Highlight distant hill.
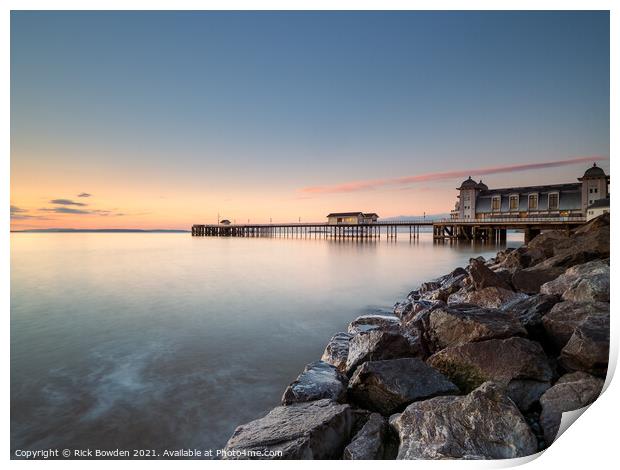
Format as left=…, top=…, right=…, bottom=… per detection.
left=11, top=228, right=190, bottom=233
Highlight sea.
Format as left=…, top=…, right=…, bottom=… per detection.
left=10, top=231, right=521, bottom=457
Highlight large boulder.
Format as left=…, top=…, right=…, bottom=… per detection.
left=468, top=258, right=512, bottom=291
left=539, top=372, right=604, bottom=446
left=511, top=266, right=564, bottom=295
left=542, top=301, right=609, bottom=350
left=345, top=328, right=424, bottom=375
left=427, top=337, right=553, bottom=409
left=390, top=382, right=538, bottom=459
left=281, top=361, right=348, bottom=405
left=348, top=358, right=459, bottom=415
left=347, top=314, right=400, bottom=335
left=501, top=294, right=560, bottom=337
left=223, top=399, right=353, bottom=459
left=498, top=245, right=545, bottom=272
left=528, top=230, right=570, bottom=258
left=342, top=413, right=388, bottom=460
left=459, top=287, right=520, bottom=309
left=321, top=332, right=352, bottom=373
left=560, top=314, right=609, bottom=377
left=427, top=304, right=526, bottom=351
left=540, top=260, right=609, bottom=302
left=419, top=268, right=468, bottom=302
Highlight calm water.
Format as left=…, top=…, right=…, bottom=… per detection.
left=11, top=232, right=520, bottom=456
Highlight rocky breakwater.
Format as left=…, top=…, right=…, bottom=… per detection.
left=223, top=214, right=610, bottom=460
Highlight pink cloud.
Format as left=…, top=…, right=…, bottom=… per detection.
left=300, top=155, right=607, bottom=194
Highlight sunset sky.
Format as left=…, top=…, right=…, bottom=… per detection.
left=10, top=11, right=609, bottom=230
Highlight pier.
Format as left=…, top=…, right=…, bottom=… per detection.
left=192, top=220, right=431, bottom=240
left=192, top=217, right=586, bottom=243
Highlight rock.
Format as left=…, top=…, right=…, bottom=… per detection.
left=393, top=301, right=413, bottom=320
left=506, top=379, right=551, bottom=412
left=560, top=314, right=609, bottom=376
left=420, top=268, right=468, bottom=302
left=427, top=337, right=553, bottom=395
left=343, top=413, right=388, bottom=460
left=528, top=230, right=570, bottom=258
left=511, top=266, right=563, bottom=294
left=460, top=286, right=520, bottom=308
left=498, top=246, right=546, bottom=272
left=321, top=332, right=352, bottom=373
left=539, top=372, right=604, bottom=446
left=419, top=280, right=441, bottom=293
left=554, top=214, right=610, bottom=260
left=390, top=382, right=538, bottom=459
left=345, top=328, right=424, bottom=375
left=223, top=399, right=353, bottom=459
left=347, top=314, right=400, bottom=335
left=446, top=287, right=472, bottom=304
left=398, top=299, right=436, bottom=323
left=281, top=361, right=348, bottom=405
left=501, top=294, right=560, bottom=336
left=468, top=258, right=512, bottom=291
left=540, top=260, right=609, bottom=302
left=348, top=358, right=459, bottom=415
left=427, top=304, right=526, bottom=350
left=563, top=272, right=610, bottom=303
left=542, top=301, right=609, bottom=349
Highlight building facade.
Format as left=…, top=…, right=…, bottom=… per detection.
left=327, top=212, right=379, bottom=225
left=451, top=164, right=609, bottom=220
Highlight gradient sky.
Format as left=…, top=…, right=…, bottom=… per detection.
left=11, top=11, right=610, bottom=229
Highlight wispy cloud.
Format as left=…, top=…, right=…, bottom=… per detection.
left=11, top=205, right=53, bottom=220
left=300, top=156, right=607, bottom=194
left=50, top=198, right=88, bottom=206
left=40, top=207, right=91, bottom=214
left=77, top=193, right=92, bottom=197
left=11, top=205, right=27, bottom=214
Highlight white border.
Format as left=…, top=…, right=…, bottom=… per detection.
left=3, top=2, right=617, bottom=469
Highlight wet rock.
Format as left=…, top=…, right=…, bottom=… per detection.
left=347, top=314, right=400, bottom=335
left=223, top=399, right=353, bottom=459
left=427, top=303, right=526, bottom=350
left=501, top=294, right=560, bottom=337
left=446, top=286, right=473, bottom=304
left=393, top=301, right=413, bottom=320
left=390, top=382, right=538, bottom=459
left=348, top=358, right=459, bottom=415
left=345, top=328, right=424, bottom=375
left=542, top=301, right=609, bottom=350
left=468, top=258, right=512, bottom=291
left=540, top=260, right=609, bottom=302
left=321, top=332, right=352, bottom=373
left=427, top=337, right=553, bottom=394
left=539, top=372, right=604, bottom=446
left=560, top=314, right=609, bottom=377
left=343, top=413, right=388, bottom=460
left=460, top=286, right=520, bottom=309
left=282, top=361, right=348, bottom=405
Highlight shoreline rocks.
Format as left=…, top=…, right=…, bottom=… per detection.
left=224, top=214, right=609, bottom=460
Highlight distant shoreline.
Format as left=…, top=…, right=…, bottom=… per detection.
left=10, top=229, right=190, bottom=233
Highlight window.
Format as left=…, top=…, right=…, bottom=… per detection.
left=594, top=188, right=598, bottom=193
left=491, top=196, right=501, bottom=211
left=590, top=188, right=593, bottom=193
left=509, top=195, right=519, bottom=211
left=528, top=194, right=538, bottom=210
left=548, top=193, right=559, bottom=210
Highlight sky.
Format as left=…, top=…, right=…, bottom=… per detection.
left=10, top=11, right=610, bottom=230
